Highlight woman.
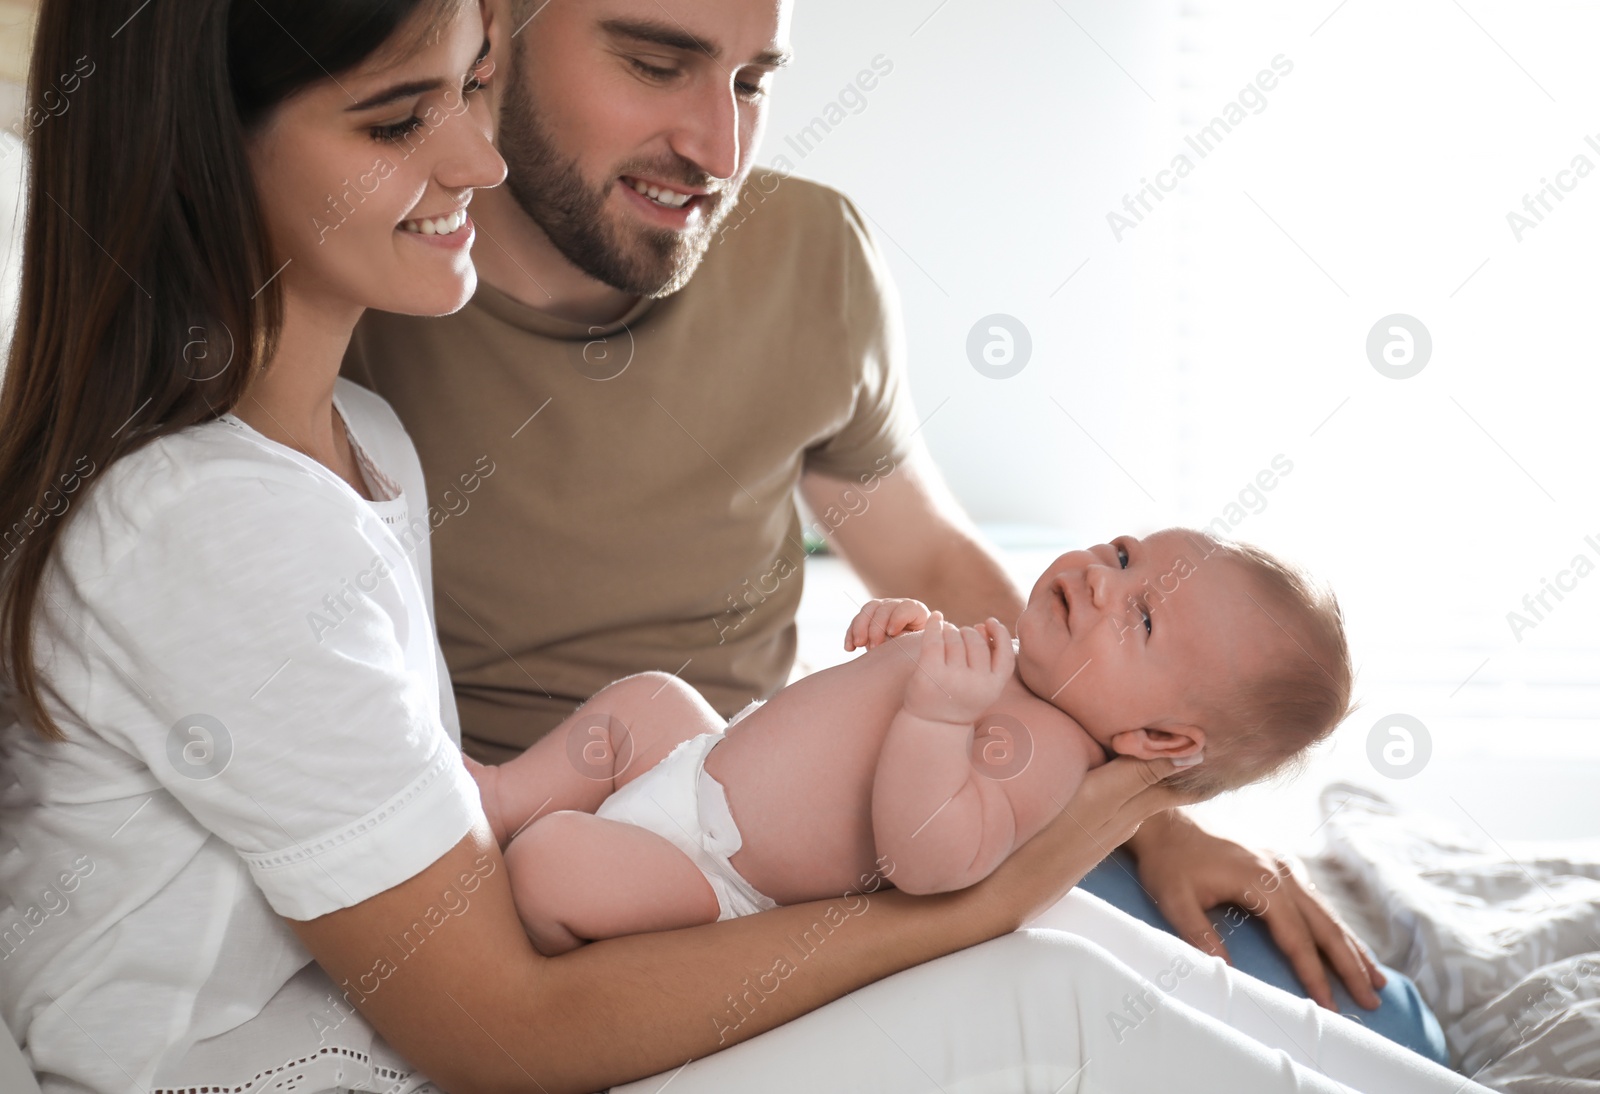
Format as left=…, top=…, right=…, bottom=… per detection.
left=0, top=1, right=1492, bottom=1091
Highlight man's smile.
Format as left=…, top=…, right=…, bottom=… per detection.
left=621, top=174, right=703, bottom=208
left=617, top=173, right=716, bottom=225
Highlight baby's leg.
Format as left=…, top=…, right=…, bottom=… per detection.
left=505, top=809, right=720, bottom=955
left=469, top=671, right=728, bottom=845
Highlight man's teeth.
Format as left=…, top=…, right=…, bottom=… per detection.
left=401, top=208, right=469, bottom=236
left=631, top=179, right=694, bottom=208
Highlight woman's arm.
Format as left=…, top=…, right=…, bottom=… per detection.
left=291, top=755, right=1194, bottom=1094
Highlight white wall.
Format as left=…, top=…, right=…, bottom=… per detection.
left=761, top=0, right=1183, bottom=539
left=765, top=0, right=1600, bottom=689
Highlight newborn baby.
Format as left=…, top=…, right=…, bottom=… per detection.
left=468, top=528, right=1353, bottom=956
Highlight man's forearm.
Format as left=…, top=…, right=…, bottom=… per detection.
left=1120, top=804, right=1197, bottom=861
left=806, top=455, right=1025, bottom=627
left=911, top=532, right=1026, bottom=627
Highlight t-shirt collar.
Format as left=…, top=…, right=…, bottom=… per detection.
left=468, top=277, right=660, bottom=340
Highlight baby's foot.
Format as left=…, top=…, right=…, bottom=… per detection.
left=461, top=753, right=511, bottom=847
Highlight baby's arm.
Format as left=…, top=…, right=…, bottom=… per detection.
left=846, top=598, right=933, bottom=652
left=871, top=613, right=1022, bottom=895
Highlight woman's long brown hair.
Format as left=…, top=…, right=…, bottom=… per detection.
left=0, top=0, right=455, bottom=740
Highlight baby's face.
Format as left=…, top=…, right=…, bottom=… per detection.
left=1013, top=529, right=1280, bottom=761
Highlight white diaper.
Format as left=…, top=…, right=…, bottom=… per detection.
left=595, top=729, right=778, bottom=921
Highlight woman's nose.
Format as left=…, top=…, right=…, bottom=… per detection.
left=436, top=98, right=508, bottom=193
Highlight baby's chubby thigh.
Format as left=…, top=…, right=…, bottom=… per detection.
left=502, top=809, right=722, bottom=956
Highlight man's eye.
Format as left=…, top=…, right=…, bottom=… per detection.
left=630, top=58, right=679, bottom=81
left=1116, top=544, right=1129, bottom=569
left=464, top=40, right=494, bottom=94
left=735, top=79, right=767, bottom=100
left=464, top=63, right=493, bottom=95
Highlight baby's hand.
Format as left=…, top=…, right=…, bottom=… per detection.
left=846, top=597, right=933, bottom=651
left=902, top=613, right=1015, bottom=725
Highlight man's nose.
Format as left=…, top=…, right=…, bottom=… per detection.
left=670, top=79, right=742, bottom=183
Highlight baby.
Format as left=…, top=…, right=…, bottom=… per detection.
left=467, top=528, right=1353, bottom=956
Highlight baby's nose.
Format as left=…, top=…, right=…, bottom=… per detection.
left=1085, top=565, right=1110, bottom=607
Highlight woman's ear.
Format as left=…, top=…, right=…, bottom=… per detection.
left=1108, top=725, right=1205, bottom=761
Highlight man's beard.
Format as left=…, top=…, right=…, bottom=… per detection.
left=497, top=64, right=745, bottom=299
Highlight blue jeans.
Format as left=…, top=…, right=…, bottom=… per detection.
left=1079, top=849, right=1449, bottom=1065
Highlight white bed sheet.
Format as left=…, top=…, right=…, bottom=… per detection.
left=1306, top=783, right=1600, bottom=1093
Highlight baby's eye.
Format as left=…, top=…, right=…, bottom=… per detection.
left=1123, top=596, right=1152, bottom=637
left=1116, top=544, right=1129, bottom=569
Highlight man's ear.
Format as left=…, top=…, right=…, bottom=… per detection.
left=1108, top=725, right=1205, bottom=761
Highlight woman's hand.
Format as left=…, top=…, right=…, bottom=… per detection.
left=978, top=755, right=1202, bottom=930
left=1124, top=810, right=1386, bottom=1011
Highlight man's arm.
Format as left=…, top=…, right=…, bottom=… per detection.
left=1121, top=808, right=1387, bottom=1010
left=802, top=442, right=1026, bottom=627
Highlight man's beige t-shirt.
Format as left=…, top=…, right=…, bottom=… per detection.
left=344, top=173, right=919, bottom=762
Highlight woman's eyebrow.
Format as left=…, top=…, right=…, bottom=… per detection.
left=345, top=37, right=491, bottom=112
left=345, top=80, right=443, bottom=112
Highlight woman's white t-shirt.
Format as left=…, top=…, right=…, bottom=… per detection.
left=0, top=379, right=483, bottom=1093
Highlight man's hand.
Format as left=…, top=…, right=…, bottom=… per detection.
left=902, top=613, right=1013, bottom=725
left=1126, top=810, right=1386, bottom=1011
left=846, top=597, right=933, bottom=651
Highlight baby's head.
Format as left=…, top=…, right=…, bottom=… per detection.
left=1013, top=528, right=1353, bottom=796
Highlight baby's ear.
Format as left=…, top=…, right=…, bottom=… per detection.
left=1109, top=725, right=1205, bottom=761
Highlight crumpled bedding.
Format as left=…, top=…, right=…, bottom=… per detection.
left=1304, top=783, right=1600, bottom=1093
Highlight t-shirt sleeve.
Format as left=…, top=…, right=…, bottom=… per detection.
left=801, top=193, right=923, bottom=481
left=55, top=472, right=483, bottom=921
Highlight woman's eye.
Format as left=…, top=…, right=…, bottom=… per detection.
left=1116, top=544, right=1129, bottom=569
left=371, top=116, right=425, bottom=142
left=1141, top=607, right=1152, bottom=636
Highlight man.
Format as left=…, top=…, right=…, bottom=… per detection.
left=346, top=1, right=1015, bottom=763
left=343, top=0, right=1445, bottom=1060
